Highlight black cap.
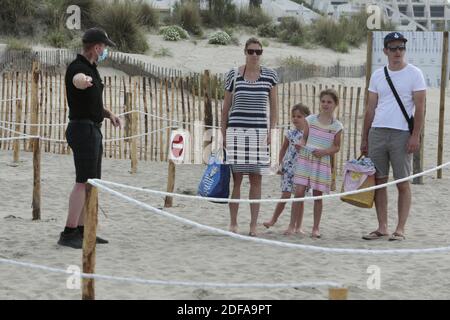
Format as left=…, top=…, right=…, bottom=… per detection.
left=82, top=27, right=116, bottom=47
left=384, top=32, right=407, bottom=47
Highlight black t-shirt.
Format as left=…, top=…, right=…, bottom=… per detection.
left=65, top=54, right=104, bottom=123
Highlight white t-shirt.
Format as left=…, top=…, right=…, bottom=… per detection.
left=368, top=64, right=426, bottom=131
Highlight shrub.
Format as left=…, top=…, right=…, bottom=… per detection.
left=163, top=28, right=181, bottom=41
left=208, top=31, right=231, bottom=45
left=160, top=25, right=189, bottom=41
left=92, top=0, right=149, bottom=53
left=310, top=17, right=345, bottom=49
left=46, top=30, right=72, bottom=48
left=277, top=17, right=306, bottom=43
left=258, top=23, right=278, bottom=38
left=135, top=1, right=159, bottom=29
left=237, top=6, right=272, bottom=28
left=172, top=0, right=202, bottom=35
left=6, top=38, right=32, bottom=51
left=201, top=0, right=237, bottom=28
left=288, top=33, right=304, bottom=46
left=281, top=56, right=306, bottom=68
left=154, top=47, right=173, bottom=57
left=334, top=41, right=349, bottom=53
left=0, top=0, right=36, bottom=36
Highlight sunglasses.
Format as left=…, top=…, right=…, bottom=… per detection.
left=387, top=45, right=406, bottom=52
left=246, top=49, right=263, bottom=56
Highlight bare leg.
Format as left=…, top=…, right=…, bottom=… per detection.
left=248, top=174, right=262, bottom=236
left=373, top=177, right=389, bottom=235
left=229, top=172, right=243, bottom=233
left=294, top=200, right=305, bottom=235
left=311, top=189, right=323, bottom=238
left=394, top=181, right=411, bottom=236
left=66, top=183, right=86, bottom=228
left=263, top=192, right=291, bottom=228
left=285, top=185, right=306, bottom=235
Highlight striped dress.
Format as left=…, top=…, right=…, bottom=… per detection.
left=224, top=66, right=278, bottom=174
left=294, top=114, right=343, bottom=193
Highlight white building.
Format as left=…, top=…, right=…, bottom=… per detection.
left=306, top=0, right=450, bottom=31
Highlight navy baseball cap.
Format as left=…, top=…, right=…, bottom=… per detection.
left=82, top=27, right=116, bottom=47
left=384, top=32, right=407, bottom=47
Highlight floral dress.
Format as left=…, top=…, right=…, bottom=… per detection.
left=280, top=129, right=304, bottom=193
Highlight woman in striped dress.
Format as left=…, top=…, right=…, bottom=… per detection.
left=221, top=37, right=278, bottom=237
left=291, top=89, right=343, bottom=238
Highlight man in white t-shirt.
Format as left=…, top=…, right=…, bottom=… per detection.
left=360, top=32, right=426, bottom=241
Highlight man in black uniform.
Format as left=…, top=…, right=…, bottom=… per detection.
left=58, top=28, right=121, bottom=249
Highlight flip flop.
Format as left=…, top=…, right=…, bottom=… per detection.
left=388, top=233, right=405, bottom=241
left=362, top=231, right=389, bottom=240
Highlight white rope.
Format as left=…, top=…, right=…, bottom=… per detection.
left=103, top=126, right=177, bottom=142
left=0, top=98, right=22, bottom=102
left=0, top=120, right=68, bottom=127
left=0, top=124, right=37, bottom=141
left=0, top=124, right=29, bottom=136
left=90, top=160, right=450, bottom=204
left=0, top=258, right=341, bottom=289
left=88, top=179, right=450, bottom=255
left=132, top=109, right=221, bottom=129
left=0, top=135, right=38, bottom=142
left=0, top=124, right=176, bottom=143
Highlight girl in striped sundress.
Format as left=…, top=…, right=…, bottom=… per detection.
left=288, top=89, right=343, bottom=238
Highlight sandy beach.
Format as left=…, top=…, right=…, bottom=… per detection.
left=1, top=80, right=450, bottom=300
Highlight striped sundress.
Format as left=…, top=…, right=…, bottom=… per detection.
left=224, top=66, right=279, bottom=174
left=294, top=114, right=343, bottom=193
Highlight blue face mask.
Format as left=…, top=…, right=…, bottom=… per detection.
left=97, top=48, right=108, bottom=63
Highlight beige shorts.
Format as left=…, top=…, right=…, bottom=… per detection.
left=368, top=127, right=412, bottom=180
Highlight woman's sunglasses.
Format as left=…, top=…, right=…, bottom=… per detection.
left=246, top=49, right=263, bottom=56
left=387, top=45, right=406, bottom=52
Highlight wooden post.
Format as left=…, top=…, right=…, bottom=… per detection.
left=164, top=160, right=176, bottom=208
left=364, top=31, right=373, bottom=112
left=32, top=138, right=41, bottom=220
left=125, top=92, right=138, bottom=174
left=203, top=70, right=212, bottom=159
left=13, top=100, right=23, bottom=163
left=329, top=288, right=348, bottom=300
left=82, top=184, right=98, bottom=300
left=437, top=31, right=448, bottom=179
left=30, top=61, right=40, bottom=151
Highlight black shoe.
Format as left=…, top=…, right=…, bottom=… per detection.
left=95, top=236, right=109, bottom=244
left=78, top=226, right=109, bottom=244
left=57, top=230, right=83, bottom=249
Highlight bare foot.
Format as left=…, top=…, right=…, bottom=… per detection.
left=229, top=225, right=238, bottom=233
left=284, top=227, right=295, bottom=235
left=249, top=227, right=258, bottom=237
left=311, top=230, right=321, bottom=239
left=294, top=228, right=306, bottom=236
left=263, top=220, right=275, bottom=229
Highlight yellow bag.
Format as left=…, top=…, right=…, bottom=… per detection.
left=340, top=173, right=375, bottom=209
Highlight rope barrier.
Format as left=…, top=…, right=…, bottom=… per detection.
left=0, top=120, right=68, bottom=127
left=90, top=160, right=450, bottom=204
left=0, top=98, right=22, bottom=102
left=0, top=257, right=342, bottom=289
left=0, top=125, right=177, bottom=143
left=87, top=179, right=450, bottom=255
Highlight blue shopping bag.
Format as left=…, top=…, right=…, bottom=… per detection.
left=197, top=150, right=230, bottom=203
